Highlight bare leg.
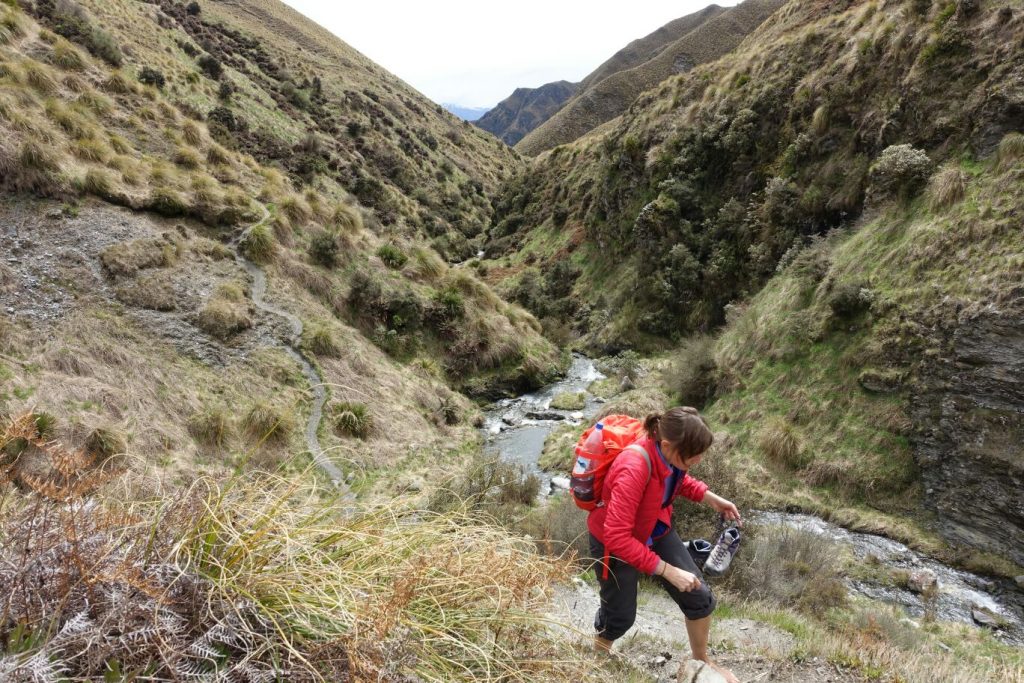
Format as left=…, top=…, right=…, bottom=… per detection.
left=594, top=635, right=613, bottom=652
left=684, top=615, right=738, bottom=683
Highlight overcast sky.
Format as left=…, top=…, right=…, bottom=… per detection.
left=280, top=1, right=739, bottom=108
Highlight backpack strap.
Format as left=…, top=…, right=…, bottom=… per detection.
left=601, top=443, right=654, bottom=581
left=623, top=444, right=653, bottom=486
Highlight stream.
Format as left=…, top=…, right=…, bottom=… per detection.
left=233, top=209, right=343, bottom=487
left=480, top=355, right=1024, bottom=644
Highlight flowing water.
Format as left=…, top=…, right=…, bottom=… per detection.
left=480, top=355, right=1024, bottom=643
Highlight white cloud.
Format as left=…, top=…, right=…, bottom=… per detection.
left=279, top=1, right=739, bottom=107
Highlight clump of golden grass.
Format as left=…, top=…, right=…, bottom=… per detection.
left=188, top=407, right=231, bottom=448
left=305, top=323, right=341, bottom=357
left=242, top=401, right=295, bottom=445
left=756, top=417, right=804, bottom=468
left=996, top=131, right=1024, bottom=170
left=927, top=166, right=967, bottom=210
left=0, top=454, right=583, bottom=682
left=196, top=296, right=252, bottom=340
left=241, top=223, right=276, bottom=263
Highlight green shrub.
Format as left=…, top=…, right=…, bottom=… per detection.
left=430, top=287, right=465, bottom=321
left=828, top=282, right=874, bottom=320
left=33, top=411, right=58, bottom=439
left=197, top=54, right=222, bottom=80
left=188, top=408, right=230, bottom=447
left=333, top=401, right=373, bottom=439
left=243, top=401, right=295, bottom=444
left=308, top=230, right=339, bottom=267
left=868, top=144, right=933, bottom=202
left=376, top=243, right=407, bottom=269
left=756, top=418, right=804, bottom=468
left=240, top=223, right=275, bottom=264
left=137, top=66, right=165, bottom=89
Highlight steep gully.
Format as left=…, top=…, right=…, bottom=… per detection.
left=483, top=356, right=1023, bottom=643
left=231, top=206, right=343, bottom=486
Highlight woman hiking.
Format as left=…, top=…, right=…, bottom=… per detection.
left=588, top=406, right=741, bottom=683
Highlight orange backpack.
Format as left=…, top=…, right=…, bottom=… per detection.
left=569, top=414, right=652, bottom=511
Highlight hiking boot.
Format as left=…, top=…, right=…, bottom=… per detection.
left=685, top=539, right=713, bottom=569
left=703, top=527, right=740, bottom=577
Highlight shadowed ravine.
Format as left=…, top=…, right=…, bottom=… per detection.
left=233, top=207, right=342, bottom=486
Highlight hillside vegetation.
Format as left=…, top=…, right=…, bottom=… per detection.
left=483, top=0, right=1024, bottom=572
left=0, top=0, right=561, bottom=487
left=515, top=0, right=784, bottom=156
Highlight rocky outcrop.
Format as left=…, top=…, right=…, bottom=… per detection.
left=474, top=81, right=577, bottom=146
left=911, top=298, right=1024, bottom=565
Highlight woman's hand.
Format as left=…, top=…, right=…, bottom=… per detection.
left=661, top=564, right=701, bottom=592
left=704, top=491, right=742, bottom=525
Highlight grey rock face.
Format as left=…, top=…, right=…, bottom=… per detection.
left=911, top=300, right=1024, bottom=565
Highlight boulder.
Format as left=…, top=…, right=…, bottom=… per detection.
left=678, top=660, right=727, bottom=683
left=971, top=605, right=1004, bottom=630
left=1015, top=575, right=1024, bottom=590
left=908, top=569, right=938, bottom=593
left=525, top=411, right=565, bottom=421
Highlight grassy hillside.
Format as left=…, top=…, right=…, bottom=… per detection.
left=0, top=0, right=561, bottom=489
left=515, top=0, right=783, bottom=156
left=576, top=4, right=727, bottom=94
left=488, top=0, right=1024, bottom=349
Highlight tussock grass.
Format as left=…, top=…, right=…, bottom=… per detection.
left=182, top=120, right=202, bottom=146
left=75, top=89, right=111, bottom=114
left=188, top=407, right=231, bottom=447
left=757, top=417, right=804, bottom=468
left=196, top=297, right=252, bottom=339
left=927, top=166, right=967, bottom=210
left=52, top=39, right=86, bottom=71
left=101, top=69, right=135, bottom=94
left=332, top=400, right=373, bottom=439
left=0, top=461, right=583, bottom=681
left=241, top=223, right=275, bottom=264
left=72, top=137, right=110, bottom=163
left=81, top=167, right=116, bottom=197
left=174, top=145, right=203, bottom=168
left=331, top=201, right=363, bottom=234
left=305, top=323, right=341, bottom=357
left=23, top=59, right=59, bottom=94
left=242, top=401, right=295, bottom=445
left=996, top=131, right=1024, bottom=170
left=281, top=194, right=313, bottom=225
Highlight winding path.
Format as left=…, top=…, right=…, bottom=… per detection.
left=232, top=207, right=343, bottom=486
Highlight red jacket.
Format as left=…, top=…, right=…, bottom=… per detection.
left=586, top=435, right=709, bottom=575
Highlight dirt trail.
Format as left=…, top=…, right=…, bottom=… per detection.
left=549, top=580, right=861, bottom=683
left=232, top=207, right=343, bottom=486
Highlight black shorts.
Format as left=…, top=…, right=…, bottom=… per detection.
left=590, top=528, right=716, bottom=641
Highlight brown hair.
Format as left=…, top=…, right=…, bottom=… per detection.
left=644, top=407, right=714, bottom=459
